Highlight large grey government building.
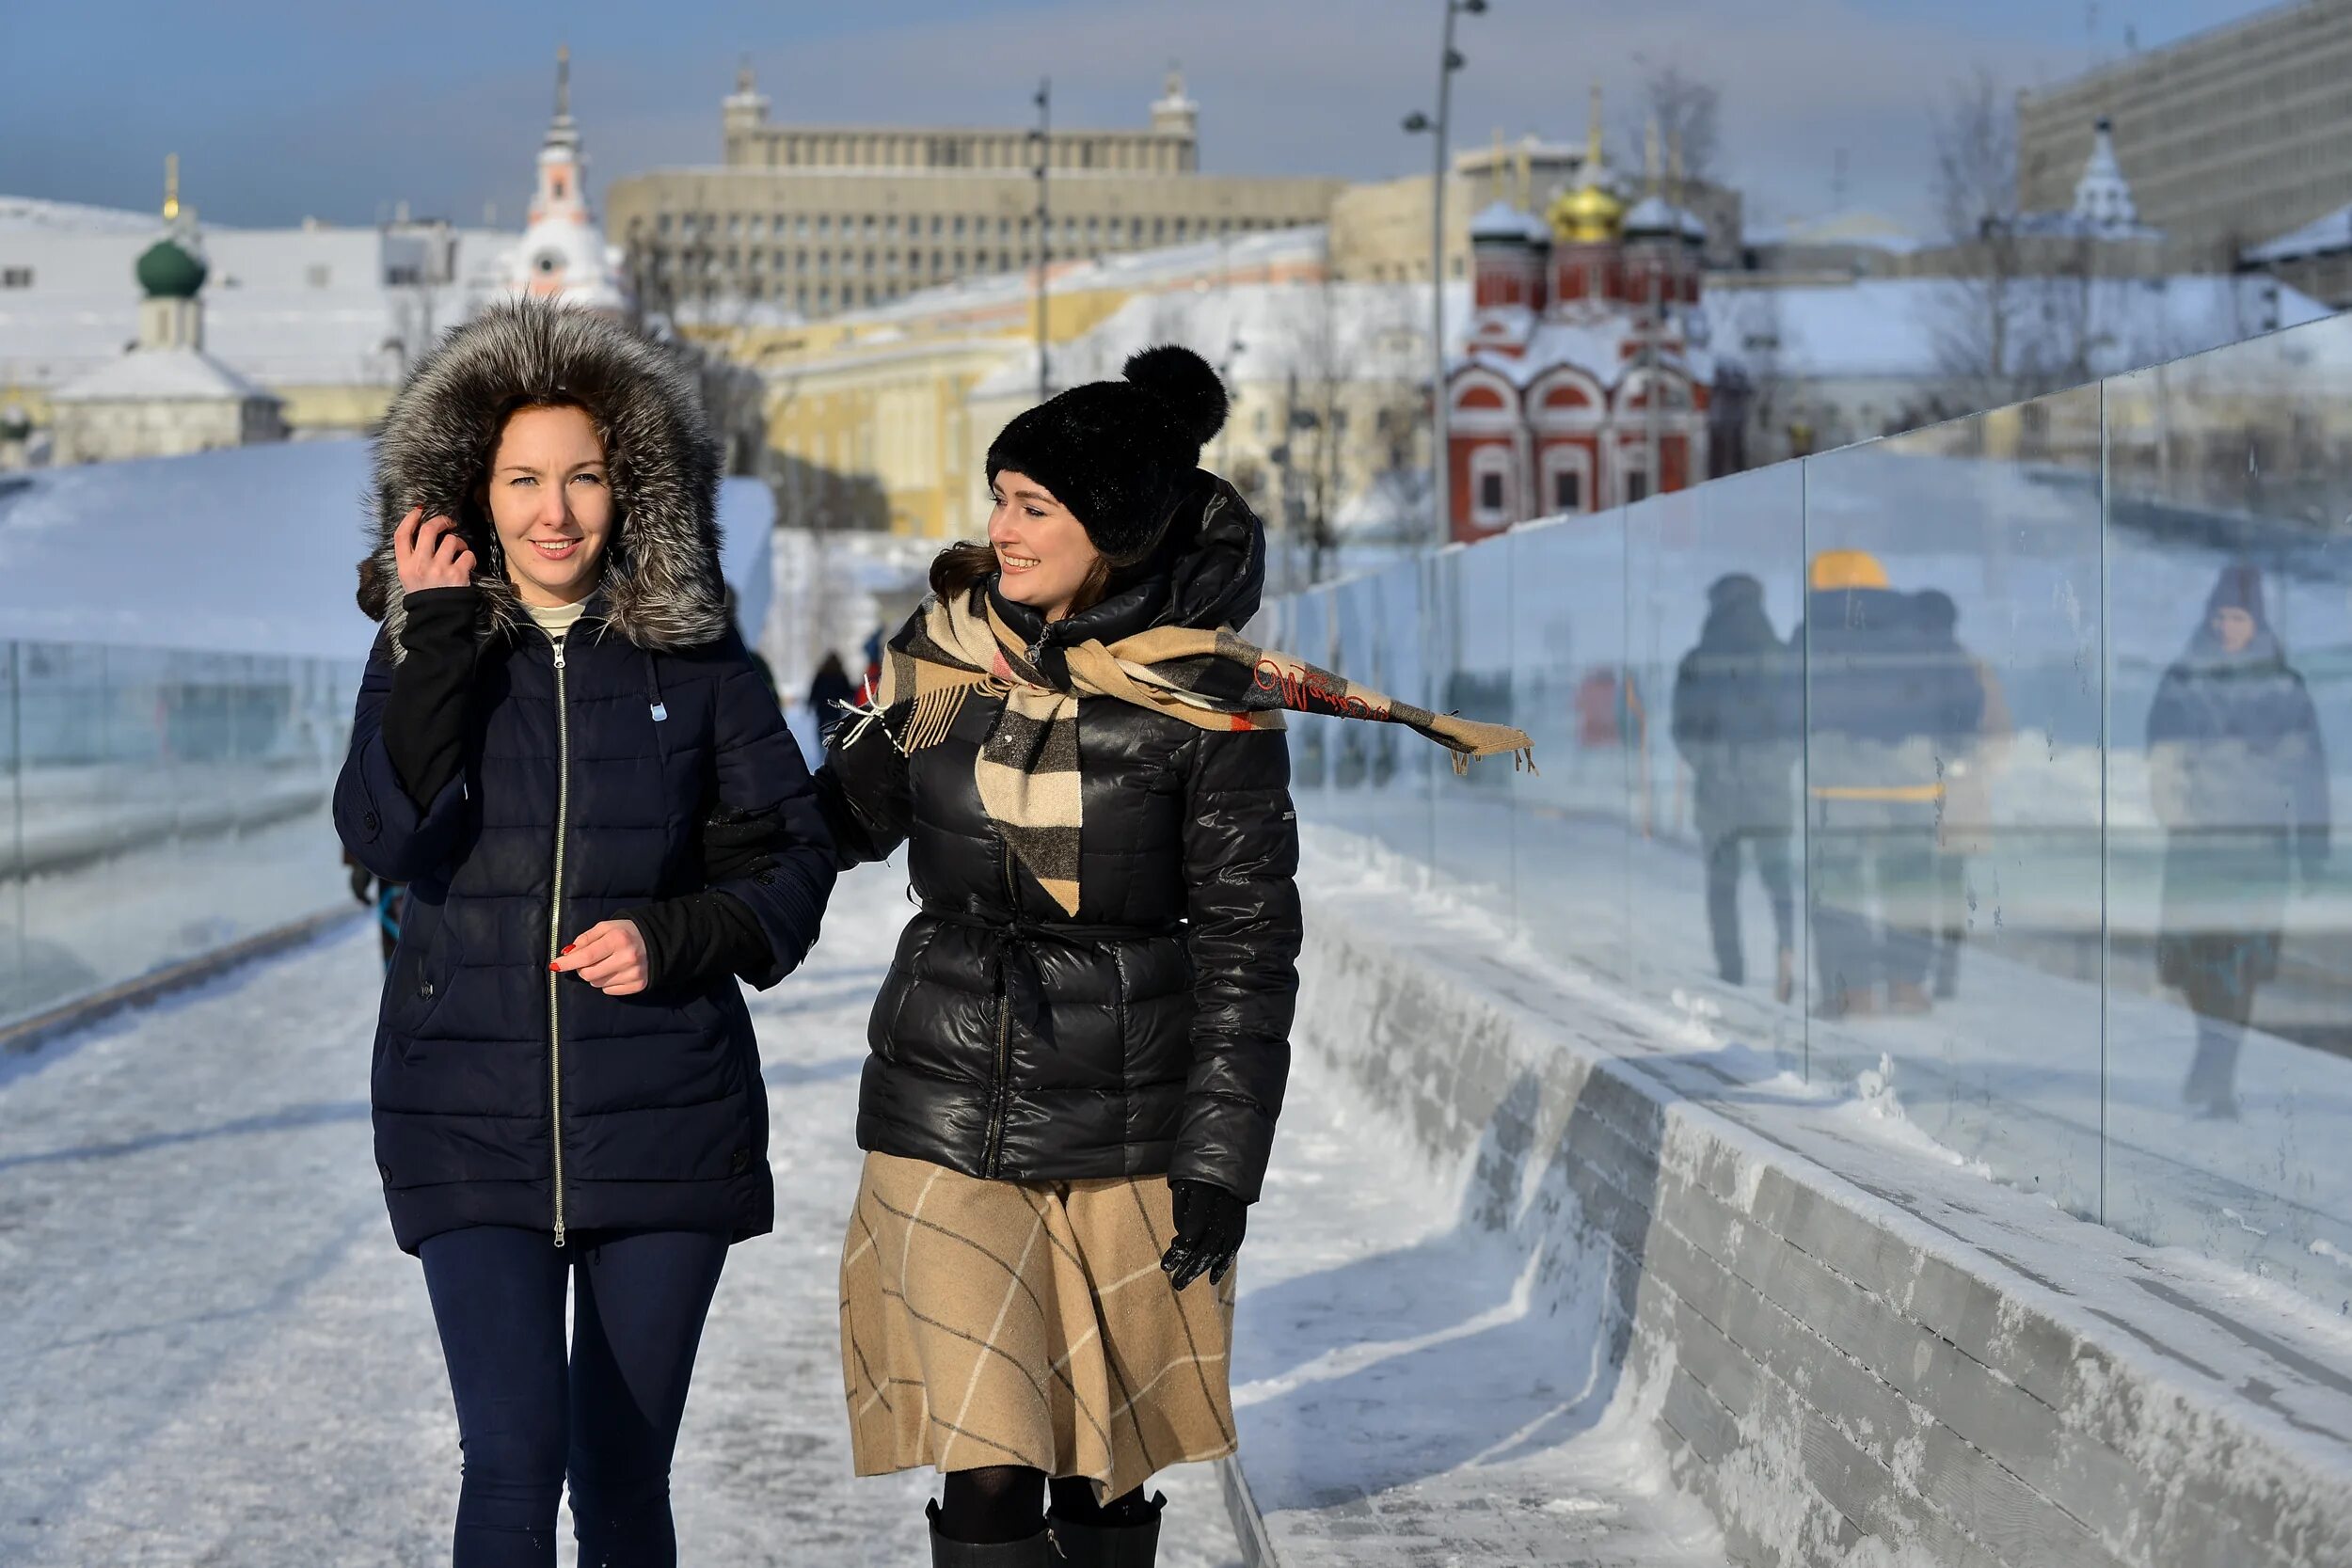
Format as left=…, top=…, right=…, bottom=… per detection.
left=2019, top=0, right=2352, bottom=267
left=606, top=67, right=1345, bottom=318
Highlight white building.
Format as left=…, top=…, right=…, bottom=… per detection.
left=46, top=182, right=288, bottom=467
left=0, top=191, right=504, bottom=439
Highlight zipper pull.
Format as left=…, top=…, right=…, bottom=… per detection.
left=553, top=1220, right=566, bottom=1249
left=552, top=639, right=567, bottom=669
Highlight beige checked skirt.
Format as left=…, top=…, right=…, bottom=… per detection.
left=839, top=1150, right=1239, bottom=1502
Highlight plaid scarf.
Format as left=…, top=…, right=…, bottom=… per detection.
left=849, top=587, right=1534, bottom=915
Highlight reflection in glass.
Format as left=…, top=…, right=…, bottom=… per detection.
left=1670, top=573, right=1801, bottom=1001
left=2146, top=565, right=2329, bottom=1120
left=0, top=641, right=361, bottom=1031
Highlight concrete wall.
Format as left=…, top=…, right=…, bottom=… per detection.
left=1258, top=873, right=2352, bottom=1567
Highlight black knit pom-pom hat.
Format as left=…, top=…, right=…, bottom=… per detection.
left=985, top=343, right=1231, bottom=565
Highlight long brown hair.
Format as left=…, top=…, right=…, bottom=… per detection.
left=928, top=540, right=1111, bottom=617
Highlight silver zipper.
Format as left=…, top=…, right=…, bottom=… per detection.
left=547, top=633, right=571, bottom=1246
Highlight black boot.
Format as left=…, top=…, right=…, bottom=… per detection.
left=928, top=1501, right=1055, bottom=1566
left=1047, top=1492, right=1166, bottom=1566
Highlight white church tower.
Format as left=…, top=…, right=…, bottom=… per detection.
left=501, top=46, right=627, bottom=312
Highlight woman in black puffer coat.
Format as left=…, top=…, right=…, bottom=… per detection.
left=817, top=347, right=1527, bottom=1568
left=335, top=299, right=834, bottom=1568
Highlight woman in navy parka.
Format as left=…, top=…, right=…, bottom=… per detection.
left=335, top=299, right=834, bottom=1567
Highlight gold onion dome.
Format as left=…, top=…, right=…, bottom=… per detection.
left=1550, top=180, right=1624, bottom=245
left=1551, top=82, right=1625, bottom=243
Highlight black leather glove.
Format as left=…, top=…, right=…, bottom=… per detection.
left=1160, top=1179, right=1248, bottom=1291
left=700, top=803, right=784, bottom=884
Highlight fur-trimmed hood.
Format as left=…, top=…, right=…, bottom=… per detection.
left=361, top=298, right=729, bottom=658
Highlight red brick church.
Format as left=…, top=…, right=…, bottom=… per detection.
left=1448, top=93, right=1712, bottom=543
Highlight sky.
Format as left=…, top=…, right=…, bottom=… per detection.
left=0, top=0, right=2275, bottom=236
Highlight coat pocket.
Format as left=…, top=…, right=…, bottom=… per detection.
left=386, top=897, right=461, bottom=1046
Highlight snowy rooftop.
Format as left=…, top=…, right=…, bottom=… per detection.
left=50, top=346, right=278, bottom=404
left=0, top=442, right=775, bottom=659
left=2244, top=201, right=2352, bottom=265
left=1741, top=210, right=1923, bottom=255
left=822, top=225, right=1329, bottom=332
left=0, top=207, right=516, bottom=389
left=0, top=195, right=162, bottom=234
left=966, top=278, right=1455, bottom=401
left=1706, top=275, right=2332, bottom=382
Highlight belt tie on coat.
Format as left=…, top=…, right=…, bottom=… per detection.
left=919, top=903, right=1182, bottom=1044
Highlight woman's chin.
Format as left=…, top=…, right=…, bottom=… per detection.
left=513, top=562, right=596, bottom=604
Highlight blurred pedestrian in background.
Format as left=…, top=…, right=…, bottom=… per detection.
left=1798, top=551, right=1984, bottom=1019
left=2147, top=562, right=2328, bottom=1119
left=806, top=650, right=855, bottom=748
left=1671, top=573, right=1801, bottom=1002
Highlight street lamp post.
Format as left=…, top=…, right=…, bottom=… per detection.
left=1404, top=0, right=1486, bottom=546
left=1029, top=80, right=1053, bottom=405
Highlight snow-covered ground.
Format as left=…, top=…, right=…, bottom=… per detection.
left=0, top=872, right=1255, bottom=1566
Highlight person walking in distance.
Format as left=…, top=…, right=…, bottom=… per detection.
left=1671, top=573, right=1801, bottom=1002
left=815, top=346, right=1531, bottom=1565
left=335, top=299, right=835, bottom=1567
left=1797, top=552, right=1983, bottom=1019
left=2147, top=563, right=2328, bottom=1119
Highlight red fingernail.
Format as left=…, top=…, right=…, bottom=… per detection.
left=548, top=961, right=560, bottom=972
left=562, top=944, right=576, bottom=955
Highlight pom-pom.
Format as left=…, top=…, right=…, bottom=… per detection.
left=1122, top=344, right=1229, bottom=444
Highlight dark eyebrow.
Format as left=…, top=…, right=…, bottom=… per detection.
left=1009, top=487, right=1053, bottom=504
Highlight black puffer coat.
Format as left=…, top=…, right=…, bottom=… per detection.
left=335, top=302, right=835, bottom=1253
left=817, top=477, right=1300, bottom=1201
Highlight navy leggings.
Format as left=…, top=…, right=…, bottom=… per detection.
left=418, top=1226, right=729, bottom=1568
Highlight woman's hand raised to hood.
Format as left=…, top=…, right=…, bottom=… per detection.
left=394, top=508, right=476, bottom=594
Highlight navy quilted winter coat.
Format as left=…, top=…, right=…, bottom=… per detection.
left=335, top=302, right=834, bottom=1253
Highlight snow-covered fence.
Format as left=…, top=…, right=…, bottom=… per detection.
left=1231, top=849, right=2352, bottom=1566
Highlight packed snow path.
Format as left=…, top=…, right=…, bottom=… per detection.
left=0, top=875, right=1246, bottom=1567
left=0, top=864, right=1734, bottom=1566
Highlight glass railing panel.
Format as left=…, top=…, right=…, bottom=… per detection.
left=1508, top=512, right=1629, bottom=978
left=0, top=640, right=362, bottom=1029
left=1800, top=386, right=2106, bottom=1218
left=1427, top=543, right=1518, bottom=924
left=2103, top=312, right=2352, bottom=1309
left=1629, top=465, right=1810, bottom=1071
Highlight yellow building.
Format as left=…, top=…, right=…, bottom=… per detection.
left=753, top=229, right=1330, bottom=538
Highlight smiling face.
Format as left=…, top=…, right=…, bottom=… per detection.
left=485, top=403, right=613, bottom=609
left=988, top=468, right=1103, bottom=623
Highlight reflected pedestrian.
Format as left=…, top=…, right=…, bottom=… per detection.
left=813, top=345, right=1530, bottom=1565
left=1915, top=590, right=2012, bottom=1000
left=1798, top=552, right=1983, bottom=1019
left=1671, top=574, right=1800, bottom=1002
left=2147, top=562, right=2328, bottom=1119
left=336, top=300, right=837, bottom=1565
